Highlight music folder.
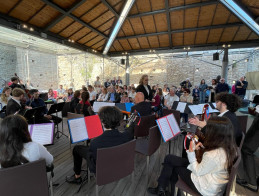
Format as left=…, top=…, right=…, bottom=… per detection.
left=156, top=114, right=181, bottom=142
left=67, top=115, right=103, bottom=144
left=28, top=123, right=54, bottom=145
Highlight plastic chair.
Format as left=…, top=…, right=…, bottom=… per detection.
left=135, top=125, right=161, bottom=173
left=90, top=140, right=136, bottom=196
left=175, top=149, right=242, bottom=196
left=162, top=109, right=181, bottom=126
left=236, top=115, right=248, bottom=134
left=0, top=159, right=50, bottom=196
left=134, top=114, right=156, bottom=137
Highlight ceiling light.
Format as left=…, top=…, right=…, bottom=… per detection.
left=222, top=44, right=226, bottom=48
left=228, top=44, right=231, bottom=47
left=188, top=46, right=190, bottom=50
left=71, top=40, right=74, bottom=43
left=22, top=24, right=27, bottom=28
left=29, top=27, right=34, bottom=31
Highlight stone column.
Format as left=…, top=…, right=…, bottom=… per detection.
left=126, top=55, right=130, bottom=85
left=222, top=48, right=229, bottom=82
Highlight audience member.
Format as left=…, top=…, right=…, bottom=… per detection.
left=107, top=86, right=120, bottom=103
left=237, top=105, right=259, bottom=192
left=88, top=85, right=96, bottom=106
left=128, top=87, right=136, bottom=102
left=76, top=91, right=93, bottom=117
left=164, top=88, right=179, bottom=109
left=130, top=92, right=152, bottom=116
left=121, top=92, right=130, bottom=103
left=136, top=74, right=153, bottom=101
left=117, top=76, right=122, bottom=85
left=67, top=88, right=74, bottom=102
left=208, top=79, right=217, bottom=102
left=25, top=80, right=34, bottom=90
left=104, top=79, right=111, bottom=88
left=70, top=90, right=80, bottom=113
left=216, top=78, right=229, bottom=93
left=235, top=76, right=248, bottom=99
left=123, top=85, right=128, bottom=93
left=48, top=88, right=57, bottom=103
left=152, top=88, right=162, bottom=112
left=192, top=86, right=199, bottom=104
left=97, top=87, right=109, bottom=102
left=0, top=115, right=53, bottom=168
left=147, top=117, right=237, bottom=196
left=162, top=84, right=169, bottom=97
left=81, top=86, right=88, bottom=93
left=180, top=89, right=193, bottom=127
left=180, top=78, right=192, bottom=89
left=176, top=86, right=184, bottom=98
left=66, top=106, right=134, bottom=184
left=189, top=92, right=242, bottom=145
left=111, top=77, right=116, bottom=86
left=232, top=81, right=236, bottom=94
left=57, top=85, right=66, bottom=101
left=199, top=79, right=208, bottom=104
left=94, top=76, right=101, bottom=87
left=6, top=88, right=31, bottom=116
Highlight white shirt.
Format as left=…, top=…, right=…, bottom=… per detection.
left=97, top=93, right=109, bottom=102
left=89, top=91, right=97, bottom=101
left=218, top=110, right=229, bottom=117
left=187, top=148, right=228, bottom=196
left=0, top=142, right=53, bottom=168
left=165, top=94, right=179, bottom=108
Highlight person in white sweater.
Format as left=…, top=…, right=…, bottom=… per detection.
left=0, top=115, right=53, bottom=168
left=148, top=116, right=238, bottom=196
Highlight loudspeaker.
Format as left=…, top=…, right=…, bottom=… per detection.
left=121, top=59, right=125, bottom=65
left=213, top=52, right=219, bottom=61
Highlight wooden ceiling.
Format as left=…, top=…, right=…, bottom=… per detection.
left=0, top=0, right=258, bottom=56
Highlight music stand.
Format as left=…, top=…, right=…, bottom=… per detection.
left=23, top=108, right=37, bottom=124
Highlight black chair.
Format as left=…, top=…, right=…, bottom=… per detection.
left=237, top=115, right=248, bottom=134
left=0, top=159, right=50, bottom=196
left=134, top=114, right=156, bottom=137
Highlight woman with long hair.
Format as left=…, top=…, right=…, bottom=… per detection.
left=136, top=74, right=153, bottom=101
left=97, top=87, right=109, bottom=102
left=76, top=91, right=93, bottom=116
left=209, top=79, right=217, bottom=102
left=0, top=87, right=12, bottom=107
left=0, top=115, right=53, bottom=168
left=148, top=116, right=238, bottom=196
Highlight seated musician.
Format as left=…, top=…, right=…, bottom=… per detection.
left=6, top=88, right=31, bottom=116
left=130, top=92, right=152, bottom=116
left=0, top=115, right=53, bottom=168
left=26, top=89, right=61, bottom=124
left=66, top=106, right=135, bottom=184
left=69, top=90, right=80, bottom=113
left=107, top=86, right=121, bottom=103
left=9, top=76, right=25, bottom=90
left=148, top=117, right=238, bottom=196
left=75, top=91, right=94, bottom=117
left=189, top=92, right=242, bottom=145
left=0, top=87, right=12, bottom=118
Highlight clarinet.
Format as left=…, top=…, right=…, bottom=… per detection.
left=126, top=111, right=138, bottom=128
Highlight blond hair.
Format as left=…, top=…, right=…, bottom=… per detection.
left=1, top=87, right=11, bottom=104
left=139, top=74, right=148, bottom=85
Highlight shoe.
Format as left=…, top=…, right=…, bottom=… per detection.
left=147, top=185, right=166, bottom=196
left=66, top=175, right=82, bottom=184
left=236, top=178, right=258, bottom=192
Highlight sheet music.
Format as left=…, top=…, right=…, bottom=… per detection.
left=176, top=102, right=187, bottom=113
left=188, top=105, right=203, bottom=115
left=157, top=117, right=174, bottom=142
left=93, top=102, right=115, bottom=112
left=68, top=118, right=88, bottom=143
left=166, top=114, right=181, bottom=136
left=31, top=123, right=54, bottom=145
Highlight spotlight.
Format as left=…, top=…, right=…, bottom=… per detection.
left=23, top=24, right=27, bottom=28
left=188, top=46, right=190, bottom=50
left=29, top=27, right=34, bottom=31
left=71, top=40, right=74, bottom=43
left=222, top=44, right=226, bottom=48
left=228, top=44, right=231, bottom=47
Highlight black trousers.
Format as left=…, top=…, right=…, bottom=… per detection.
left=158, top=155, right=199, bottom=196
left=73, top=145, right=95, bottom=175
left=239, top=115, right=259, bottom=185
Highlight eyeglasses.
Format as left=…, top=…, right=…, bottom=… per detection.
left=184, top=92, right=187, bottom=93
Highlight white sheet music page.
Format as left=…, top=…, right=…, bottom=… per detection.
left=31, top=123, right=53, bottom=145
left=68, top=118, right=88, bottom=143
left=93, top=102, right=115, bottom=113
left=166, top=114, right=181, bottom=136
left=176, top=102, right=187, bottom=113
left=157, top=117, right=174, bottom=142
left=188, top=105, right=203, bottom=115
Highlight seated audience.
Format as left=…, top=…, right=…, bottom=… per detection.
left=0, top=115, right=53, bottom=168
left=107, top=86, right=121, bottom=103
left=180, top=78, right=192, bottom=89
left=94, top=76, right=101, bottom=87
left=48, top=88, right=57, bottom=103
left=148, top=117, right=237, bottom=196
left=66, top=106, right=134, bottom=184
left=130, top=92, right=152, bottom=116
left=104, top=79, right=111, bottom=88
left=128, top=87, right=136, bottom=102
left=81, top=86, right=88, bottom=93
left=67, top=88, right=74, bottom=102
left=136, top=74, right=153, bottom=101
left=69, top=90, right=80, bottom=113
left=57, top=85, right=67, bottom=101
left=88, top=85, right=96, bottom=105
left=216, top=78, right=229, bottom=93
left=111, top=77, right=116, bottom=86
left=152, top=88, right=163, bottom=112
left=121, top=92, right=130, bottom=103
left=6, top=88, right=31, bottom=116
left=189, top=92, right=242, bottom=145
left=117, top=76, right=123, bottom=85
left=237, top=105, right=259, bottom=192
left=180, top=89, right=193, bottom=127
left=97, top=87, right=109, bottom=102
left=76, top=91, right=93, bottom=117
left=164, top=88, right=179, bottom=109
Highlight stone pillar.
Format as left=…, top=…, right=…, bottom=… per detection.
left=222, top=48, right=229, bottom=82
left=126, top=55, right=130, bottom=85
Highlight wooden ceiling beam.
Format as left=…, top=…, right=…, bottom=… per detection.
left=128, top=0, right=218, bottom=18
left=165, top=0, right=172, bottom=48
left=116, top=22, right=244, bottom=40
left=100, top=0, right=119, bottom=17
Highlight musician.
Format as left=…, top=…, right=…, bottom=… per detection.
left=26, top=89, right=61, bottom=124
left=9, top=76, right=24, bottom=90
left=130, top=92, right=152, bottom=116
left=66, top=106, right=135, bottom=184
left=189, top=92, right=242, bottom=145
left=148, top=117, right=238, bottom=196
left=6, top=88, right=31, bottom=116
